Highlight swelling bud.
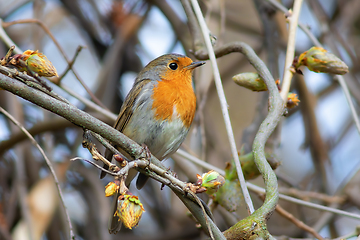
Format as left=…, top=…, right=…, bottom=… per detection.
left=198, top=170, right=225, bottom=195
left=232, top=72, right=268, bottom=92
left=295, top=46, right=348, bottom=75
left=23, top=50, right=58, bottom=77
left=105, top=182, right=119, bottom=197
left=115, top=194, right=145, bottom=229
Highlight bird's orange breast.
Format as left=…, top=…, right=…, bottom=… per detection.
left=151, top=71, right=196, bottom=128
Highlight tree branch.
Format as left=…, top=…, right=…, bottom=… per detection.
left=0, top=70, right=223, bottom=238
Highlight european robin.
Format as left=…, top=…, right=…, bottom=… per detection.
left=102, top=53, right=205, bottom=233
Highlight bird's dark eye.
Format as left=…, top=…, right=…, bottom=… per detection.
left=169, top=62, right=178, bottom=70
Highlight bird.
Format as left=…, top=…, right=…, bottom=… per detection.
left=101, top=53, right=205, bottom=233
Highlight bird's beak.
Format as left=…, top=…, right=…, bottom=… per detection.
left=186, top=61, right=206, bottom=70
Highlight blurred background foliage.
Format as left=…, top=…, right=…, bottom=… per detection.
left=0, top=0, right=360, bottom=239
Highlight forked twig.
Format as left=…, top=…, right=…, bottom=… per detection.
left=56, top=45, right=85, bottom=82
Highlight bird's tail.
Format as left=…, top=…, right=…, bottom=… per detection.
left=136, top=173, right=149, bottom=190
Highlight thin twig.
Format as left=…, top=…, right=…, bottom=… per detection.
left=176, top=149, right=224, bottom=174
left=88, top=130, right=120, bottom=155
left=0, top=19, right=21, bottom=50
left=265, top=0, right=322, bottom=47
left=248, top=182, right=360, bottom=220
left=332, top=227, right=360, bottom=240
left=0, top=106, right=75, bottom=240
left=60, top=84, right=117, bottom=121
left=0, top=45, right=14, bottom=65
left=278, top=187, right=345, bottom=204
left=274, top=201, right=325, bottom=239
left=176, top=149, right=360, bottom=220
left=0, top=21, right=116, bottom=121
left=336, top=75, right=360, bottom=135
left=279, top=0, right=304, bottom=101
left=12, top=150, right=34, bottom=240
left=56, top=45, right=85, bottom=82
left=189, top=0, right=255, bottom=214
left=1, top=18, right=108, bottom=109
left=71, top=157, right=117, bottom=176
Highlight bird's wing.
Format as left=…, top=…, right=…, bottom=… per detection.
left=100, top=79, right=153, bottom=179
left=113, top=78, right=152, bottom=132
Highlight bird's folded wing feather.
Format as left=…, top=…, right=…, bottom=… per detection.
left=113, top=79, right=152, bottom=132
left=100, top=79, right=152, bottom=179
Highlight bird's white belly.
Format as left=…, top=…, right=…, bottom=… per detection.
left=122, top=104, right=188, bottom=160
